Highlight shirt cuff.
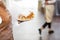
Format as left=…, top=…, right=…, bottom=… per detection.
left=0, top=17, right=2, bottom=24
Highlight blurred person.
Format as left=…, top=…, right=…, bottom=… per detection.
left=38, top=0, right=56, bottom=35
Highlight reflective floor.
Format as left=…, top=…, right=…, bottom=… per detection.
left=12, top=11, right=60, bottom=40
left=12, top=11, right=44, bottom=40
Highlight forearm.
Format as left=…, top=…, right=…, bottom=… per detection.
left=0, top=7, right=11, bottom=29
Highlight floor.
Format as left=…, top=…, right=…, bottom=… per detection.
left=12, top=10, right=60, bottom=40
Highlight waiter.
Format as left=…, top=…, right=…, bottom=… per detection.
left=38, top=0, right=56, bottom=35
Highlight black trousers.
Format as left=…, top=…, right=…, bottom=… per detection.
left=42, top=22, right=51, bottom=29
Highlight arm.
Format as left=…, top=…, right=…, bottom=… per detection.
left=0, top=7, right=11, bottom=29
left=0, top=1, right=6, bottom=9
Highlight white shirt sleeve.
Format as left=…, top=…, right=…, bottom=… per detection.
left=47, top=0, right=56, bottom=4
left=0, top=17, right=2, bottom=24
left=41, top=0, right=45, bottom=7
